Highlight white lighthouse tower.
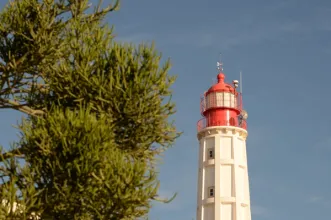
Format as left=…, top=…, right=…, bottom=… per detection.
left=196, top=61, right=251, bottom=220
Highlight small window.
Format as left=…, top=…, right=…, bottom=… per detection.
left=208, top=148, right=214, bottom=159
left=208, top=186, right=214, bottom=198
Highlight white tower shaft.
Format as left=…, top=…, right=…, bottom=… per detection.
left=197, top=127, right=251, bottom=220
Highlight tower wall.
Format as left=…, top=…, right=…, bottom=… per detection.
left=196, top=126, right=251, bottom=220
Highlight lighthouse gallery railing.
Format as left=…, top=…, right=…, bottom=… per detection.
left=197, top=117, right=247, bottom=132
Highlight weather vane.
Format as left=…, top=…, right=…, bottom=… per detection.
left=216, top=53, right=223, bottom=72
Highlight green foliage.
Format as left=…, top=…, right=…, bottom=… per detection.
left=0, top=0, right=180, bottom=219
left=19, top=107, right=159, bottom=219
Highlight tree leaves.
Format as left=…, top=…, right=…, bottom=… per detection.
left=17, top=107, right=156, bottom=219
left=0, top=0, right=180, bottom=219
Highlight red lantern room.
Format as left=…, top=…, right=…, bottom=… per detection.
left=197, top=62, right=247, bottom=132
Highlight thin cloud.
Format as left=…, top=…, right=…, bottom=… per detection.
left=113, top=0, right=331, bottom=50
left=153, top=4, right=331, bottom=50
left=170, top=20, right=316, bottom=49
left=314, top=137, right=331, bottom=150
left=251, top=204, right=270, bottom=217
left=116, top=33, right=154, bottom=44
left=307, top=196, right=323, bottom=203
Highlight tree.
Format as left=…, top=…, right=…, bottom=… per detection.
left=0, top=0, right=180, bottom=219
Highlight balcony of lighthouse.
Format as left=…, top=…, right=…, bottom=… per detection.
left=197, top=117, right=247, bottom=132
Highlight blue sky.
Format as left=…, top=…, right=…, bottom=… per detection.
left=1, top=0, right=331, bottom=219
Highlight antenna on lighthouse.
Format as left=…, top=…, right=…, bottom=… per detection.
left=240, top=71, right=243, bottom=94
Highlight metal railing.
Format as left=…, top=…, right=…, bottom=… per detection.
left=197, top=117, right=247, bottom=132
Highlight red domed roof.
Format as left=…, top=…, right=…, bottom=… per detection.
left=206, top=72, right=236, bottom=94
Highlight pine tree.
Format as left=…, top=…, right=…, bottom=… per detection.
left=0, top=0, right=180, bottom=219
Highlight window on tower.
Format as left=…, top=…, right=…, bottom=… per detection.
left=207, top=148, right=214, bottom=159
left=208, top=186, right=215, bottom=198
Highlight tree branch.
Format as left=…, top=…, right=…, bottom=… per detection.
left=0, top=148, right=24, bottom=163
left=0, top=98, right=44, bottom=116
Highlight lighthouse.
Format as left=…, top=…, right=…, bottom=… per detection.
left=196, top=61, right=251, bottom=220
